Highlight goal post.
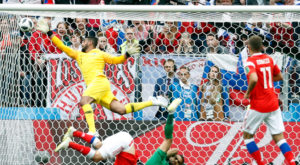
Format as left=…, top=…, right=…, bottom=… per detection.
left=0, top=5, right=299, bottom=165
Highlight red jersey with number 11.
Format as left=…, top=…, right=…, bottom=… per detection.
left=245, top=53, right=281, bottom=113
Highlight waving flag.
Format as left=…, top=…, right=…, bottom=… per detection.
left=218, top=28, right=236, bottom=54
left=201, top=48, right=288, bottom=118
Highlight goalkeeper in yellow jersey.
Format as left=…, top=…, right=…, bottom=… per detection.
left=37, top=19, right=168, bottom=135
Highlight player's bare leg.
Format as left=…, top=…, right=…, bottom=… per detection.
left=109, top=96, right=168, bottom=115
left=272, top=133, right=296, bottom=165
left=79, top=96, right=97, bottom=134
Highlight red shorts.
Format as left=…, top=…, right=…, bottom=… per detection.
left=114, top=151, right=138, bottom=165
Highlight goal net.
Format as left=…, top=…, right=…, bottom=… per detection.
left=0, top=4, right=299, bottom=165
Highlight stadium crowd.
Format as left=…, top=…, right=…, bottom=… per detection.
left=0, top=0, right=299, bottom=122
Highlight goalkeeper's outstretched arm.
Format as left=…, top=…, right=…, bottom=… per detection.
left=37, top=19, right=78, bottom=60
left=103, top=42, right=141, bottom=64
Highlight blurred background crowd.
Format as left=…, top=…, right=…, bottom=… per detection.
left=0, top=0, right=299, bottom=122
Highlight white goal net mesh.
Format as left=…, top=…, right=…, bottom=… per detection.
left=0, top=5, right=299, bottom=165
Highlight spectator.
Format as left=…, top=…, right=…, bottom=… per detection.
left=270, top=0, right=293, bottom=5
left=169, top=66, right=199, bottom=121
left=155, top=21, right=181, bottom=54
left=181, top=0, right=216, bottom=52
left=215, top=0, right=233, bottom=5
left=201, top=33, right=230, bottom=54
left=269, top=22, right=294, bottom=54
left=103, top=20, right=128, bottom=52
left=132, top=20, right=150, bottom=42
left=75, top=18, right=88, bottom=37
left=176, top=32, right=199, bottom=54
left=28, top=17, right=61, bottom=107
left=2, top=0, right=41, bottom=3
left=56, top=22, right=71, bottom=46
left=120, top=27, right=139, bottom=55
left=153, top=59, right=179, bottom=120
left=0, top=18, right=14, bottom=106
left=199, top=66, right=224, bottom=121
left=70, top=32, right=83, bottom=51
left=97, top=32, right=116, bottom=54
left=130, top=21, right=156, bottom=54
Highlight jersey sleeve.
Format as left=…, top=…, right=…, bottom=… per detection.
left=103, top=51, right=126, bottom=64
left=51, top=36, right=79, bottom=60
left=273, top=63, right=281, bottom=76
left=245, top=59, right=256, bottom=76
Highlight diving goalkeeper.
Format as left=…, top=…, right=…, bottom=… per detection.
left=37, top=19, right=168, bottom=135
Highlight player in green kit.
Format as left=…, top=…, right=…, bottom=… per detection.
left=146, top=98, right=185, bottom=165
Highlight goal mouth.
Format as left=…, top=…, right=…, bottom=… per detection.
left=0, top=4, right=299, bottom=165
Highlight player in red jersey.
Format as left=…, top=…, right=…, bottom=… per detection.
left=55, top=128, right=138, bottom=165
left=243, top=35, right=296, bottom=165
left=54, top=99, right=183, bottom=165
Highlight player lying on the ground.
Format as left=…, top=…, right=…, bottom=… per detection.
left=55, top=98, right=183, bottom=165
left=36, top=19, right=168, bottom=135
left=243, top=35, right=296, bottom=165
left=146, top=98, right=184, bottom=165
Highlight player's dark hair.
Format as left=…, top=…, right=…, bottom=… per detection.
left=248, top=35, right=263, bottom=53
left=86, top=37, right=98, bottom=48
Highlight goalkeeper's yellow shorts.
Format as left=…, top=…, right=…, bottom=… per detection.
left=82, top=76, right=117, bottom=109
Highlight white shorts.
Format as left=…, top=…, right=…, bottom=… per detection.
left=243, top=108, right=285, bottom=135
left=98, top=131, right=134, bottom=160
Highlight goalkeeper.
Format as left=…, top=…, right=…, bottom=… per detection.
left=146, top=98, right=184, bottom=165
left=37, top=19, right=168, bottom=135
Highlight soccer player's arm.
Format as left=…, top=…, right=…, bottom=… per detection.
left=272, top=60, right=283, bottom=82
left=245, top=61, right=258, bottom=96
left=49, top=35, right=79, bottom=60
left=103, top=51, right=127, bottom=64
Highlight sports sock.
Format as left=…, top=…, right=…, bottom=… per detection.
left=73, top=131, right=94, bottom=144
left=125, top=101, right=153, bottom=114
left=164, top=114, right=174, bottom=139
left=277, top=139, right=296, bottom=165
left=82, top=104, right=96, bottom=133
left=69, top=142, right=96, bottom=159
left=244, top=138, right=264, bottom=165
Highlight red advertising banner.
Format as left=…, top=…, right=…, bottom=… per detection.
left=135, top=121, right=300, bottom=165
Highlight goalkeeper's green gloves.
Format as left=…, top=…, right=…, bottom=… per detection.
left=36, top=18, right=53, bottom=36
left=126, top=42, right=140, bottom=55
left=121, top=41, right=141, bottom=58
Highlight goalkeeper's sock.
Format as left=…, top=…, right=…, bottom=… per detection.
left=245, top=138, right=264, bottom=165
left=277, top=139, right=296, bottom=165
left=69, top=142, right=96, bottom=159
left=73, top=130, right=100, bottom=146
left=164, top=114, right=174, bottom=139
left=125, top=101, right=152, bottom=114
left=82, top=104, right=96, bottom=133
